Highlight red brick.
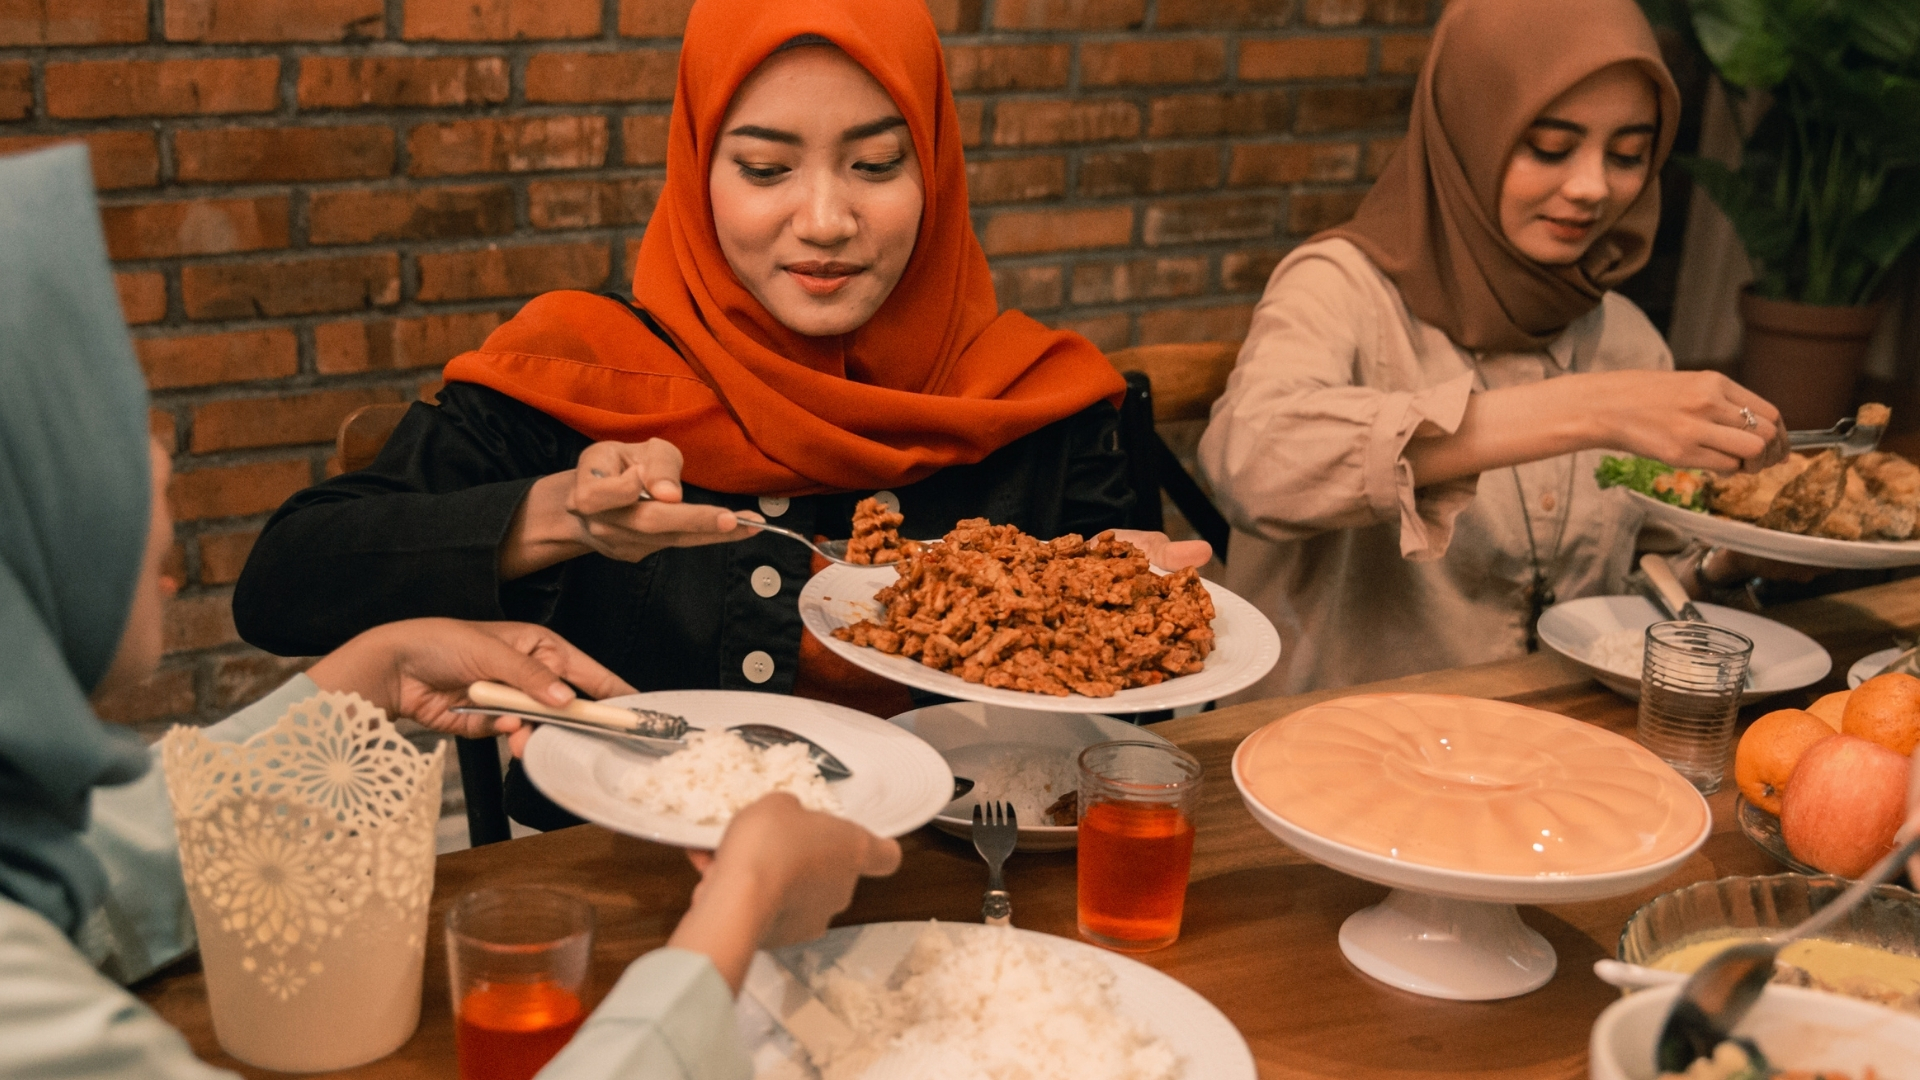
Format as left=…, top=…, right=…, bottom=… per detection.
left=1229, top=141, right=1360, bottom=186
left=164, top=0, right=383, bottom=42
left=408, top=116, right=608, bottom=176
left=1155, top=0, right=1294, bottom=27
left=956, top=99, right=984, bottom=147
left=623, top=114, right=669, bottom=165
left=529, top=177, right=664, bottom=229
left=944, top=45, right=1069, bottom=92
left=1366, top=134, right=1404, bottom=177
left=992, top=0, right=1143, bottom=30
left=526, top=49, right=677, bottom=104
left=0, top=62, right=28, bottom=120
left=990, top=265, right=1063, bottom=311
left=965, top=155, right=1065, bottom=203
left=1373, top=0, right=1427, bottom=25
left=0, top=132, right=159, bottom=190
left=298, top=56, right=509, bottom=109
left=169, top=458, right=313, bottom=519
left=315, top=311, right=505, bottom=374
left=980, top=206, right=1132, bottom=256
left=1301, top=0, right=1365, bottom=25
left=191, top=386, right=409, bottom=453
left=117, top=271, right=167, bottom=324
left=90, top=665, right=196, bottom=725
left=197, top=530, right=260, bottom=586
left=1148, top=90, right=1291, bottom=139
left=1138, top=303, right=1254, bottom=345
left=136, top=328, right=298, bottom=390
left=0, top=0, right=145, bottom=44
left=164, top=592, right=238, bottom=653
left=213, top=651, right=313, bottom=707
left=1222, top=247, right=1289, bottom=291
left=1288, top=187, right=1367, bottom=233
left=925, top=0, right=971, bottom=34
left=99, top=196, right=290, bottom=260
left=174, top=125, right=395, bottom=183
left=1380, top=34, right=1432, bottom=75
left=1081, top=39, right=1225, bottom=86
left=46, top=58, right=279, bottom=120
left=416, top=241, right=610, bottom=302
left=150, top=408, right=179, bottom=452
left=404, top=0, right=599, bottom=40
left=309, top=184, right=515, bottom=245
left=1294, top=85, right=1412, bottom=133
left=617, top=0, right=694, bottom=36
left=1239, top=37, right=1371, bottom=80
left=1070, top=257, right=1207, bottom=305
left=182, top=253, right=400, bottom=320
left=991, top=100, right=1139, bottom=146
left=1057, top=313, right=1130, bottom=352
left=1078, top=146, right=1219, bottom=197
left=1143, top=195, right=1283, bottom=246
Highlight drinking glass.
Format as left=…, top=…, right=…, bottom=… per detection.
left=1076, top=741, right=1202, bottom=952
left=446, top=887, right=595, bottom=1080
left=1637, top=620, right=1754, bottom=794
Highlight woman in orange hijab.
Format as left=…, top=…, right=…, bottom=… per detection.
left=1198, top=0, right=1790, bottom=699
left=236, top=0, right=1201, bottom=830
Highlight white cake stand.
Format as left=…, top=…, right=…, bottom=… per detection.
left=1233, top=753, right=1711, bottom=1002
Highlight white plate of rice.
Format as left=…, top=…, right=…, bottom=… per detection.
left=888, top=703, right=1175, bottom=852
left=1536, top=595, right=1829, bottom=704
left=523, top=691, right=953, bottom=849
left=741, top=921, right=1255, bottom=1080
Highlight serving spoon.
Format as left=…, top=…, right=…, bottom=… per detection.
left=1654, top=829, right=1920, bottom=1073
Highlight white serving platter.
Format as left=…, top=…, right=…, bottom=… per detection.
left=1628, top=489, right=1920, bottom=569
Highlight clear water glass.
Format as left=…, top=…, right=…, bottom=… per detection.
left=1637, top=620, right=1754, bottom=794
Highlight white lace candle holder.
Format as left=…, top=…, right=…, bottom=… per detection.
left=161, top=692, right=446, bottom=1073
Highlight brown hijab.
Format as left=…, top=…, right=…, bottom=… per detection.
left=1324, top=0, right=1680, bottom=353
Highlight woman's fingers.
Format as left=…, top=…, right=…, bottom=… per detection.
left=572, top=439, right=688, bottom=515
left=494, top=622, right=636, bottom=702
left=861, top=834, right=904, bottom=877
left=1109, top=529, right=1214, bottom=571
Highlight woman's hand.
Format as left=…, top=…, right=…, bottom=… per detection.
left=668, top=794, right=902, bottom=992
left=500, top=438, right=761, bottom=580
left=1586, top=371, right=1787, bottom=474
left=305, top=618, right=635, bottom=745
left=1110, top=529, right=1213, bottom=571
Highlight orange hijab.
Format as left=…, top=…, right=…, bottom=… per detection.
left=1322, top=0, right=1680, bottom=354
left=443, top=0, right=1123, bottom=496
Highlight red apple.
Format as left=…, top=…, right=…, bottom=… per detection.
left=1779, top=734, right=1910, bottom=878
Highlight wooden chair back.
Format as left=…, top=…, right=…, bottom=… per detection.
left=335, top=403, right=412, bottom=474
left=1107, top=342, right=1240, bottom=424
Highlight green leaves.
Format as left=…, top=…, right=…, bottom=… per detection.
left=1693, top=0, right=1793, bottom=87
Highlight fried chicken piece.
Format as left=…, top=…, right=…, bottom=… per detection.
left=1853, top=450, right=1920, bottom=511
left=844, top=496, right=910, bottom=564
left=1857, top=402, right=1891, bottom=428
left=1758, top=451, right=1849, bottom=534
left=1708, top=453, right=1811, bottom=521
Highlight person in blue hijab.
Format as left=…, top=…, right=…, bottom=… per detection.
left=0, top=143, right=899, bottom=1080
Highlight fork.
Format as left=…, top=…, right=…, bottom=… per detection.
left=972, top=800, right=1018, bottom=927
left=587, top=467, right=860, bottom=567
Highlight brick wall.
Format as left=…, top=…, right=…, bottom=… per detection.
left=3, top=0, right=1431, bottom=729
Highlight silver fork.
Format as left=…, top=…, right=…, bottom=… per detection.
left=586, top=468, right=859, bottom=567
left=972, top=800, right=1017, bottom=927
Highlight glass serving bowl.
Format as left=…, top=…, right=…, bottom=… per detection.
left=1617, top=872, right=1920, bottom=968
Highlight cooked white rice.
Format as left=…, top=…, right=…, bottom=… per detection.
left=1586, top=626, right=1647, bottom=677
left=808, top=924, right=1182, bottom=1080
left=970, top=749, right=1076, bottom=825
left=615, top=729, right=839, bottom=826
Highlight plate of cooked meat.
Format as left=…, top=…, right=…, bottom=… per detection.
left=799, top=503, right=1281, bottom=712
left=1597, top=414, right=1920, bottom=569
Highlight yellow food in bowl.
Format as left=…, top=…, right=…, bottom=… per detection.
left=1650, top=935, right=1920, bottom=1013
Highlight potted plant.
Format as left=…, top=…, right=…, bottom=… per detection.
left=1677, top=0, right=1920, bottom=427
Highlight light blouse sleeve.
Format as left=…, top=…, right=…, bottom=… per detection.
left=1197, top=245, right=1480, bottom=561
left=538, top=948, right=752, bottom=1080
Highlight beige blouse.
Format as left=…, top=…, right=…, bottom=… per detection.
left=1198, top=238, right=1674, bottom=700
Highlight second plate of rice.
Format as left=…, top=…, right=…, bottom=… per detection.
left=523, top=691, right=954, bottom=849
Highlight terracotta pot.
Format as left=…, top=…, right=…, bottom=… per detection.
left=1736, top=289, right=1884, bottom=429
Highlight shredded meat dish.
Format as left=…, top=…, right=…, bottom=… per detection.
left=832, top=514, right=1216, bottom=698
left=844, top=497, right=911, bottom=564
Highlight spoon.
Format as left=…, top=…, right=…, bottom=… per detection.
left=587, top=467, right=860, bottom=567
left=1655, top=829, right=1920, bottom=1073
left=454, top=682, right=854, bottom=780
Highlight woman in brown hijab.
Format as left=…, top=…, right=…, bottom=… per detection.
left=1199, top=0, right=1789, bottom=698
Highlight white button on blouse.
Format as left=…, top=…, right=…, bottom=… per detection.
left=757, top=495, right=790, bottom=518
left=742, top=650, right=774, bottom=684
left=750, top=565, right=781, bottom=598
left=872, top=490, right=900, bottom=514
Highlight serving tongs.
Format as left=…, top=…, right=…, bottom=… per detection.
left=451, top=681, right=853, bottom=779
left=1787, top=404, right=1887, bottom=457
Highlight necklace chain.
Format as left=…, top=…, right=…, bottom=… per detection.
left=1472, top=357, right=1578, bottom=650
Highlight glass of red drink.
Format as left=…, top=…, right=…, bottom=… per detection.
left=446, top=887, right=595, bottom=1080
left=1076, top=741, right=1202, bottom=952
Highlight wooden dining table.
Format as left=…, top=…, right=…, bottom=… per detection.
left=136, top=576, right=1920, bottom=1079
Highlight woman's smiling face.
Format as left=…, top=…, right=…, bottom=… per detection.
left=1498, top=62, right=1659, bottom=266
left=709, top=44, right=926, bottom=338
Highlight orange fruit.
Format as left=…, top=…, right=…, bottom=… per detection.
left=1842, top=672, right=1920, bottom=756
left=1805, top=690, right=1848, bottom=732
left=1734, top=709, right=1839, bottom=816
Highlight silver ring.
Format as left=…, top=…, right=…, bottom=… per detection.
left=1740, top=406, right=1758, bottom=431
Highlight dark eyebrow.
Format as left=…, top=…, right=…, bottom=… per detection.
left=1529, top=118, right=1586, bottom=136
left=1609, top=122, right=1658, bottom=138
left=725, top=124, right=801, bottom=145
left=843, top=115, right=907, bottom=141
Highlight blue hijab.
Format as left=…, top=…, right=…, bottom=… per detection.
left=0, top=145, right=155, bottom=938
